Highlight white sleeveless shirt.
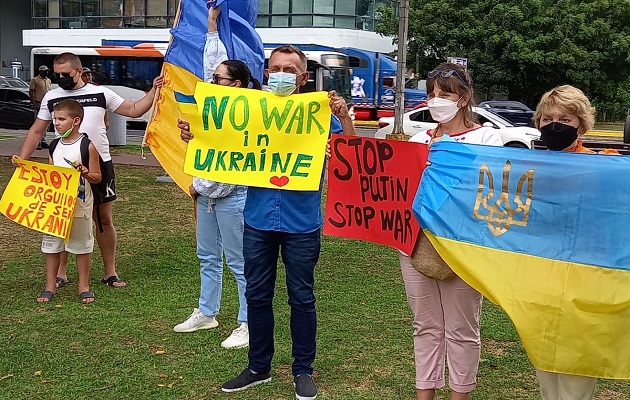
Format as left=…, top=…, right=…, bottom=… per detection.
left=51, top=136, right=94, bottom=218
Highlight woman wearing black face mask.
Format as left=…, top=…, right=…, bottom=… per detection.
left=534, top=85, right=618, bottom=154
left=532, top=85, right=618, bottom=400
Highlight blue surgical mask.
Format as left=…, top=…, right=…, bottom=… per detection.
left=267, top=72, right=297, bottom=96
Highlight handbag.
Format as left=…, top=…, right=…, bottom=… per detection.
left=409, top=230, right=455, bottom=281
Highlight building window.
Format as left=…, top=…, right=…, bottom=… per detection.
left=272, top=0, right=289, bottom=14
left=257, top=15, right=270, bottom=27
left=313, top=15, right=333, bottom=27
left=313, top=0, right=334, bottom=14
left=336, top=1, right=356, bottom=15
left=291, top=15, right=312, bottom=27
left=271, top=15, right=289, bottom=27
left=259, top=0, right=270, bottom=13
left=32, top=0, right=180, bottom=29
left=292, top=0, right=313, bottom=13
left=334, top=17, right=355, bottom=29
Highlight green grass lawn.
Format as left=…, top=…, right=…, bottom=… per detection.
left=593, top=121, right=625, bottom=131
left=0, top=158, right=628, bottom=400
left=109, top=144, right=151, bottom=156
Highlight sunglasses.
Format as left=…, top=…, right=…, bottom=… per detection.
left=212, top=74, right=235, bottom=84
left=53, top=70, right=79, bottom=79
left=427, top=69, right=468, bottom=88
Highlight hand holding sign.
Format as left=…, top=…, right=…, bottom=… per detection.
left=181, top=83, right=332, bottom=191
left=0, top=159, right=80, bottom=240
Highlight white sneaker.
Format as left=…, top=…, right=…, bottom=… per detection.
left=173, top=308, right=218, bottom=332
left=221, top=323, right=249, bottom=349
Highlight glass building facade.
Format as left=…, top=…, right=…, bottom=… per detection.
left=31, top=0, right=386, bottom=31
left=256, top=0, right=386, bottom=31
left=32, top=0, right=180, bottom=29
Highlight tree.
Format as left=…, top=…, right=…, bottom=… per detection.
left=376, top=0, right=630, bottom=118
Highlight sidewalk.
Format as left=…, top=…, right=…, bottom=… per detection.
left=0, top=129, right=161, bottom=167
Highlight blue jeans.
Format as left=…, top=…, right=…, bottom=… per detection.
left=196, top=187, right=247, bottom=323
left=244, top=224, right=321, bottom=376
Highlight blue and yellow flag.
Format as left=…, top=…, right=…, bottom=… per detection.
left=414, top=140, right=630, bottom=379
left=145, top=0, right=264, bottom=193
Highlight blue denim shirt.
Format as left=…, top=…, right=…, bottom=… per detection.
left=244, top=115, right=343, bottom=233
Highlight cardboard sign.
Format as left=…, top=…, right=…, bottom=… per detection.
left=324, top=136, right=428, bottom=254
left=0, top=159, right=80, bottom=239
left=182, top=83, right=332, bottom=191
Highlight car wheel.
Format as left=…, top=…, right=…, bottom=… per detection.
left=504, top=142, right=529, bottom=149
left=624, top=115, right=630, bottom=144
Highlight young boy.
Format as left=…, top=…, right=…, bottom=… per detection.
left=37, top=99, right=102, bottom=304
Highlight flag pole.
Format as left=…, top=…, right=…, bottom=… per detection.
left=389, top=0, right=409, bottom=140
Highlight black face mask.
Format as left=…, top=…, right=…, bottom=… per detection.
left=540, top=122, right=579, bottom=151
left=57, top=76, right=77, bottom=91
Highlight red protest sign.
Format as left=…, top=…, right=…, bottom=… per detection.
left=324, top=136, right=428, bottom=254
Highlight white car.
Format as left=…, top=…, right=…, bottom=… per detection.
left=375, top=106, right=540, bottom=148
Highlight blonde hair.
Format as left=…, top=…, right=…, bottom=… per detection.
left=426, top=62, right=477, bottom=128
left=533, top=85, right=595, bottom=135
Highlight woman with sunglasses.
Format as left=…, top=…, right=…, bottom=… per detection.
left=173, top=4, right=261, bottom=349
left=400, top=62, right=502, bottom=400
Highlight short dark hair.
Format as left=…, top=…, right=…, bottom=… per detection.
left=53, top=99, right=84, bottom=121
left=220, top=60, right=262, bottom=90
left=270, top=45, right=307, bottom=70
left=54, top=52, right=82, bottom=69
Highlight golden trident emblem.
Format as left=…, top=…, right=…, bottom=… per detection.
left=473, top=161, right=534, bottom=236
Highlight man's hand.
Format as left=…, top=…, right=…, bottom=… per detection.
left=178, top=119, right=193, bottom=143
left=328, top=90, right=349, bottom=119
left=153, top=76, right=164, bottom=90
left=11, top=155, right=20, bottom=167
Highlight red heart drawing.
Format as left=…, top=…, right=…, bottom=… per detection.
left=270, top=176, right=290, bottom=187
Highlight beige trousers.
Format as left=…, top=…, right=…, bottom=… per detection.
left=535, top=369, right=596, bottom=400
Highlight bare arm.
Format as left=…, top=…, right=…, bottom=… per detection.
left=84, top=143, right=102, bottom=184
left=29, top=88, right=36, bottom=105
left=19, top=118, right=52, bottom=159
left=208, top=4, right=220, bottom=32
left=114, top=76, right=164, bottom=118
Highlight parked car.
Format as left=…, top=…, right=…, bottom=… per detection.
left=0, top=87, right=35, bottom=129
left=376, top=106, right=541, bottom=148
left=478, top=100, right=535, bottom=127
left=0, top=76, right=30, bottom=89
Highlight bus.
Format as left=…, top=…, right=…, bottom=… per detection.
left=31, top=45, right=352, bottom=123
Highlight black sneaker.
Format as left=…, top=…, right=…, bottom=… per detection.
left=294, top=374, right=317, bottom=400
left=221, top=368, right=271, bottom=393
left=40, top=141, right=49, bottom=149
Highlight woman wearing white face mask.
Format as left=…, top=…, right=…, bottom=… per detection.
left=401, top=62, right=501, bottom=400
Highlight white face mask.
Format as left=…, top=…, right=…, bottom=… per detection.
left=427, top=97, right=461, bottom=123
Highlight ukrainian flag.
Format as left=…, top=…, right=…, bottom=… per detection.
left=145, top=0, right=264, bottom=193
left=414, top=140, right=630, bottom=379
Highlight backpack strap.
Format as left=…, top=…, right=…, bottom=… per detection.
left=48, top=137, right=60, bottom=158
left=80, top=133, right=91, bottom=167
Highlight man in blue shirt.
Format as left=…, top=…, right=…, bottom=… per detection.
left=221, top=45, right=356, bottom=400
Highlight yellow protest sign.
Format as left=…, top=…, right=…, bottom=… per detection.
left=181, top=83, right=332, bottom=191
left=0, top=159, right=80, bottom=240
